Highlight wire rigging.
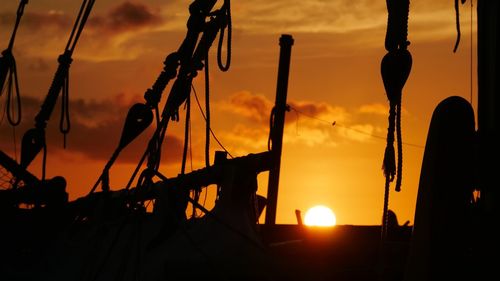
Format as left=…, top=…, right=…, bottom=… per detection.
left=192, top=85, right=233, bottom=158
left=205, top=49, right=211, bottom=167
left=19, top=0, right=96, bottom=175
left=288, top=105, right=423, bottom=148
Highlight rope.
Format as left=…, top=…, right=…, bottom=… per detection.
left=181, top=96, right=191, bottom=175
left=288, top=105, right=424, bottom=148
left=454, top=0, right=467, bottom=53
left=205, top=53, right=211, bottom=168
left=60, top=69, right=70, bottom=148
left=0, top=0, right=29, bottom=127
left=381, top=177, right=391, bottom=240
left=3, top=52, right=22, bottom=126
left=382, top=104, right=397, bottom=183
left=32, top=0, right=95, bottom=140
left=267, top=107, right=276, bottom=151
left=217, top=0, right=232, bottom=71
left=7, top=0, right=29, bottom=51
left=192, top=85, right=233, bottom=158
left=395, top=103, right=403, bottom=192
left=380, top=0, right=411, bottom=250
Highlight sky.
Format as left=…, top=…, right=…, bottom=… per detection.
left=0, top=0, right=477, bottom=225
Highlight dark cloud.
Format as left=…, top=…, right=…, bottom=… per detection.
left=0, top=95, right=183, bottom=164
left=221, top=91, right=347, bottom=127
left=221, top=91, right=272, bottom=124
left=288, top=101, right=333, bottom=119
left=88, top=1, right=162, bottom=35
left=0, top=11, right=72, bottom=31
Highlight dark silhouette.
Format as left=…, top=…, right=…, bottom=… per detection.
left=20, top=0, right=96, bottom=173
left=0, top=0, right=499, bottom=281
left=380, top=0, right=412, bottom=242
left=0, top=0, right=28, bottom=127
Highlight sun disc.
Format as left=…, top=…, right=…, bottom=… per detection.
left=304, top=205, right=336, bottom=227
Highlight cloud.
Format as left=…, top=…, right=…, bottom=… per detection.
left=287, top=100, right=349, bottom=125
left=0, top=95, right=183, bottom=164
left=234, top=0, right=387, bottom=34
left=0, top=10, right=72, bottom=32
left=87, top=1, right=163, bottom=35
left=336, top=123, right=377, bottom=143
left=216, top=91, right=358, bottom=148
left=358, top=103, right=388, bottom=116
left=219, top=91, right=273, bottom=124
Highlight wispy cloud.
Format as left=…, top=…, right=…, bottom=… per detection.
left=0, top=10, right=72, bottom=32
left=358, top=103, right=388, bottom=116
left=219, top=91, right=273, bottom=124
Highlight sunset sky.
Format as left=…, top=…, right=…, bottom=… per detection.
left=0, top=0, right=477, bottom=225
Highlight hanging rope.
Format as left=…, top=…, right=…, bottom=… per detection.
left=454, top=0, right=467, bottom=53
left=205, top=52, right=211, bottom=168
left=181, top=96, right=191, bottom=175
left=217, top=0, right=232, bottom=71
left=0, top=0, right=29, bottom=127
left=3, top=53, right=22, bottom=126
left=381, top=0, right=412, bottom=240
left=20, top=0, right=95, bottom=171
left=118, top=1, right=232, bottom=195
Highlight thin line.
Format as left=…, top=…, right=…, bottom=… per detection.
left=289, top=106, right=424, bottom=148
left=470, top=0, right=473, bottom=104
left=191, top=85, right=234, bottom=158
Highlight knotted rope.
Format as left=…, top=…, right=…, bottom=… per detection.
left=381, top=0, right=412, bottom=240
left=20, top=0, right=95, bottom=173
left=0, top=0, right=29, bottom=126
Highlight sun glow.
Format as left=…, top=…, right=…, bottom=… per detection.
left=304, top=205, right=337, bottom=227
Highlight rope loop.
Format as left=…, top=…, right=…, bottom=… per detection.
left=1, top=51, right=22, bottom=126
left=217, top=0, right=232, bottom=71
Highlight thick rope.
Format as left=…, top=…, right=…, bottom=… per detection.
left=59, top=70, right=70, bottom=148
left=217, top=0, right=232, bottom=71
left=205, top=51, right=211, bottom=168
left=1, top=0, right=29, bottom=127
left=4, top=53, right=22, bottom=126
left=380, top=0, right=411, bottom=248
left=181, top=96, right=191, bottom=175
left=395, top=103, right=403, bottom=191
left=383, top=104, right=397, bottom=183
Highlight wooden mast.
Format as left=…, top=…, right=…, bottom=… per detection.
left=265, top=34, right=294, bottom=225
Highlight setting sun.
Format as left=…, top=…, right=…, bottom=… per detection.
left=304, top=205, right=337, bottom=227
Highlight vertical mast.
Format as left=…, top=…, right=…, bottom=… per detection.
left=477, top=0, right=500, bottom=214
left=477, top=1, right=500, bottom=279
left=265, top=34, right=294, bottom=225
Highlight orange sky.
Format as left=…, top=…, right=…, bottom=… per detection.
left=0, top=0, right=477, bottom=225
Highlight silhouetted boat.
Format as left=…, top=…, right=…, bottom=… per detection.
left=0, top=1, right=498, bottom=280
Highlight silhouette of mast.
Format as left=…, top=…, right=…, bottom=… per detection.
left=88, top=0, right=233, bottom=193
left=477, top=0, right=499, bottom=218
left=265, top=34, right=294, bottom=225
left=477, top=2, right=500, bottom=278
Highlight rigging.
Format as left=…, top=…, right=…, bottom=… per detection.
left=15, top=0, right=96, bottom=183
left=0, top=0, right=29, bottom=127
left=380, top=0, right=412, bottom=240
